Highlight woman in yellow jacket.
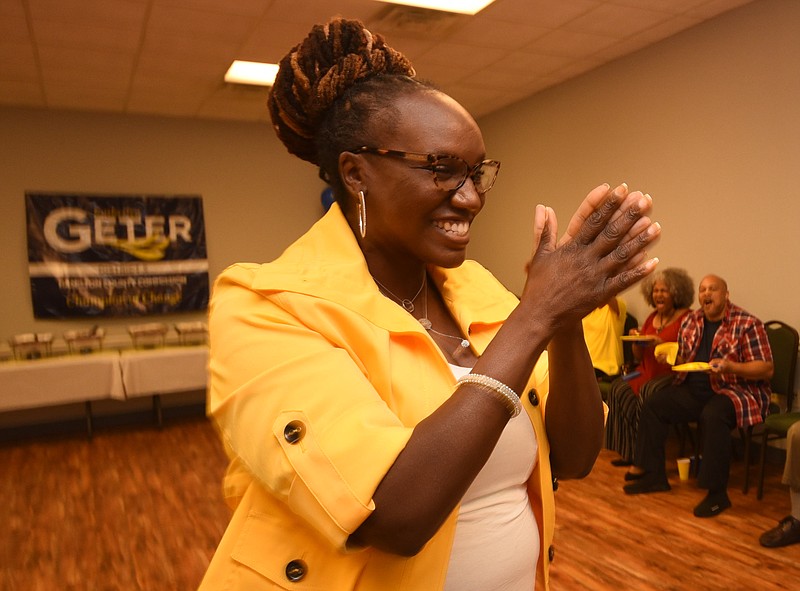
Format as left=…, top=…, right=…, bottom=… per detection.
left=201, top=17, right=660, bottom=591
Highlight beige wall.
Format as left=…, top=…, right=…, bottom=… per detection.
left=0, top=0, right=797, bottom=368
left=475, top=0, right=800, bottom=334
left=0, top=109, right=327, bottom=350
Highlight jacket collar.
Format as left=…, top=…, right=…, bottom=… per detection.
left=250, top=203, right=514, bottom=337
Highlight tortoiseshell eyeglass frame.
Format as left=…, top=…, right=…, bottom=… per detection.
left=348, top=146, right=501, bottom=194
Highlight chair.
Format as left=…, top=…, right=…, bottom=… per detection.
left=754, top=320, right=800, bottom=499
left=8, top=333, right=53, bottom=360
left=174, top=321, right=208, bottom=346
left=63, top=326, right=105, bottom=354
left=127, top=322, right=169, bottom=349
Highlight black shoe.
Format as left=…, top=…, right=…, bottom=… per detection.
left=760, top=516, right=800, bottom=548
left=624, top=476, right=671, bottom=495
left=693, top=491, right=731, bottom=518
left=624, top=471, right=645, bottom=481
left=611, top=458, right=633, bottom=467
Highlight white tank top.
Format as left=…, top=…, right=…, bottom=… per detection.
left=444, top=365, right=540, bottom=591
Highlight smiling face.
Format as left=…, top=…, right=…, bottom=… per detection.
left=697, top=275, right=729, bottom=321
left=340, top=90, right=489, bottom=277
left=651, top=280, right=675, bottom=314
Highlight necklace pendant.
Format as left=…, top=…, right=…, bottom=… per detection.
left=401, top=299, right=415, bottom=312
left=418, top=317, right=432, bottom=330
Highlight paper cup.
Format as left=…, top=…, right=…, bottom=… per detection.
left=677, top=457, right=691, bottom=481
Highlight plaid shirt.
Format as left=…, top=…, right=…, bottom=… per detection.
left=676, top=303, right=773, bottom=427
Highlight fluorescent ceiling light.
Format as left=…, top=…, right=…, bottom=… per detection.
left=374, top=0, right=495, bottom=15
left=224, top=60, right=279, bottom=87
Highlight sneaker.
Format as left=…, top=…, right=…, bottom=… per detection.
left=759, top=516, right=800, bottom=548
left=693, top=491, right=731, bottom=518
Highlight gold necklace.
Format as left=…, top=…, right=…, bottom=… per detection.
left=656, top=310, right=675, bottom=333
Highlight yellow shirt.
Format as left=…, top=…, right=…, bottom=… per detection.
left=582, top=299, right=627, bottom=376
left=201, top=204, right=555, bottom=591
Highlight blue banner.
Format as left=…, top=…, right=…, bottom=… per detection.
left=26, top=192, right=209, bottom=318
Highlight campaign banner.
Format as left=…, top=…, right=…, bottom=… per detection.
left=26, top=192, right=209, bottom=318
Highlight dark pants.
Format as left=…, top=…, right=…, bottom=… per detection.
left=635, top=384, right=736, bottom=492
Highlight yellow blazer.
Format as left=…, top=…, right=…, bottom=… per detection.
left=201, top=204, right=555, bottom=590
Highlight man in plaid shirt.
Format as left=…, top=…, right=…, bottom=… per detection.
left=624, top=275, right=773, bottom=517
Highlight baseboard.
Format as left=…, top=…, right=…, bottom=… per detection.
left=0, top=401, right=206, bottom=444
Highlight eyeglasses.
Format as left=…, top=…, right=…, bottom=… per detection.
left=349, top=147, right=501, bottom=194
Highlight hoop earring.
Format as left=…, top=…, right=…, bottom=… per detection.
left=357, top=190, right=367, bottom=238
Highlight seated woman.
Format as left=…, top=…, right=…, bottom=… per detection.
left=605, top=267, right=693, bottom=476
left=582, top=296, right=627, bottom=384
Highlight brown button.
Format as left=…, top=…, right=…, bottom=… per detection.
left=528, top=388, right=539, bottom=406
left=548, top=545, right=555, bottom=562
left=283, top=421, right=305, bottom=444
left=285, top=559, right=307, bottom=582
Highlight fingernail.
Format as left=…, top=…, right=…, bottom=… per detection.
left=647, top=222, right=661, bottom=236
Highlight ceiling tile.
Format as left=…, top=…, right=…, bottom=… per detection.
left=27, top=0, right=149, bottom=29
left=33, top=21, right=142, bottom=52
left=564, top=4, right=673, bottom=37
left=0, top=15, right=30, bottom=43
left=0, top=43, right=38, bottom=81
left=45, top=84, right=130, bottom=111
left=526, top=28, right=619, bottom=59
left=36, top=45, right=135, bottom=77
left=480, top=0, right=601, bottom=28
left=265, top=0, right=383, bottom=26
left=153, top=0, right=268, bottom=18
left=594, top=14, right=702, bottom=63
left=451, top=17, right=550, bottom=50
left=0, top=80, right=46, bottom=106
left=0, top=0, right=758, bottom=122
left=0, top=0, right=26, bottom=19
left=147, top=3, right=254, bottom=41
left=684, top=0, right=753, bottom=19
left=606, top=0, right=711, bottom=12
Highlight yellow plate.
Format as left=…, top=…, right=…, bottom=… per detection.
left=621, top=335, right=657, bottom=343
left=672, top=362, right=711, bottom=372
left=654, top=342, right=679, bottom=365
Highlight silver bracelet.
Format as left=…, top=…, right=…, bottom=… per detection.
left=455, top=373, right=522, bottom=418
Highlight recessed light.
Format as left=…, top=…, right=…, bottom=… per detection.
left=374, top=0, right=495, bottom=15
left=224, top=61, right=279, bottom=87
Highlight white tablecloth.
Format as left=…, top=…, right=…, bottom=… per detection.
left=118, top=346, right=208, bottom=398
left=0, top=352, right=125, bottom=412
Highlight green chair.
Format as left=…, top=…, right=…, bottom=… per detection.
left=754, top=320, right=800, bottom=499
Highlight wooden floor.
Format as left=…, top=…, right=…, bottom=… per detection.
left=1, top=417, right=797, bottom=590
left=551, top=445, right=799, bottom=590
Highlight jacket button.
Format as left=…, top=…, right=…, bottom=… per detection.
left=552, top=476, right=559, bottom=491
left=548, top=545, right=555, bottom=562
left=285, top=559, right=307, bottom=582
left=283, top=421, right=305, bottom=444
left=528, top=388, right=539, bottom=406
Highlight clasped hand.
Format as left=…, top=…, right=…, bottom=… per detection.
left=522, top=182, right=660, bottom=329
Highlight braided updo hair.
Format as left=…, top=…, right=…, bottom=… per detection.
left=268, top=18, right=435, bottom=199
